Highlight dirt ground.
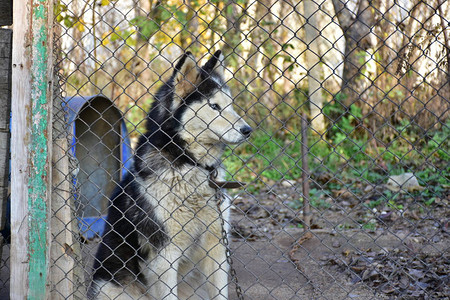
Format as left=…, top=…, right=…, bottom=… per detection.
left=0, top=180, right=448, bottom=299
left=227, top=229, right=448, bottom=300
left=227, top=180, right=449, bottom=300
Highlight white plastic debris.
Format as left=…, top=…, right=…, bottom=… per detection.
left=386, top=173, right=423, bottom=192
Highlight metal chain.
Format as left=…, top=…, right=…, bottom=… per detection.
left=215, top=189, right=245, bottom=300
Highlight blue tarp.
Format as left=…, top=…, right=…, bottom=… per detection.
left=2, top=95, right=132, bottom=242
left=64, top=95, right=133, bottom=178
left=64, top=95, right=133, bottom=239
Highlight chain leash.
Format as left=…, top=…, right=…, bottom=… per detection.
left=215, top=188, right=245, bottom=300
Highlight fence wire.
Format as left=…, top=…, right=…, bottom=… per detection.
left=2, top=0, right=449, bottom=299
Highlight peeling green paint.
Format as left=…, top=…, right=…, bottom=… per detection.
left=28, top=0, right=51, bottom=299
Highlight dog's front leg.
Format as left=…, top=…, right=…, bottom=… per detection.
left=149, top=246, right=181, bottom=300
left=203, top=242, right=229, bottom=300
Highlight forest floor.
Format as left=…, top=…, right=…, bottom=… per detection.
left=228, top=179, right=449, bottom=300
left=0, top=179, right=448, bottom=299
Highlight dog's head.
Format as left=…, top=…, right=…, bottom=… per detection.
left=167, top=50, right=252, bottom=145
left=138, top=51, right=252, bottom=172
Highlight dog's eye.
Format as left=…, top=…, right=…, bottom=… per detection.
left=209, top=103, right=221, bottom=111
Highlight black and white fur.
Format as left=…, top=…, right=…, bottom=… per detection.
left=88, top=50, right=252, bottom=300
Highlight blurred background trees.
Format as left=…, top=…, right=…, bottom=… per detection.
left=57, top=0, right=449, bottom=186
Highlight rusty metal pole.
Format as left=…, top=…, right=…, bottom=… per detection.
left=301, top=112, right=311, bottom=230
left=289, top=111, right=313, bottom=268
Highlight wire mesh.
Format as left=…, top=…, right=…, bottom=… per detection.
left=4, top=0, right=449, bottom=299
left=0, top=243, right=9, bottom=299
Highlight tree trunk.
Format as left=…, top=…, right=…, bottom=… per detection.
left=437, top=0, right=450, bottom=99
left=180, top=0, right=199, bottom=51
left=244, top=0, right=276, bottom=123
left=332, top=0, right=376, bottom=107
left=255, top=0, right=278, bottom=113
left=129, top=0, right=157, bottom=105
left=224, top=0, right=242, bottom=55
left=303, top=0, right=325, bottom=133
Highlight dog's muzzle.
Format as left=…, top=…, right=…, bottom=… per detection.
left=240, top=125, right=253, bottom=138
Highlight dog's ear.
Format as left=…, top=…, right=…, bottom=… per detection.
left=173, top=52, right=201, bottom=106
left=203, top=50, right=224, bottom=77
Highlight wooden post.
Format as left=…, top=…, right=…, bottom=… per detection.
left=51, top=83, right=75, bottom=300
left=10, top=0, right=54, bottom=298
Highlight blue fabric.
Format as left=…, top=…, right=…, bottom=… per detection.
left=78, top=216, right=106, bottom=240
left=63, top=95, right=133, bottom=239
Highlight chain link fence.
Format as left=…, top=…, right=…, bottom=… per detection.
left=2, top=0, right=449, bottom=299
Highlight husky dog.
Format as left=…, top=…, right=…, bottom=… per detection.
left=88, top=50, right=252, bottom=300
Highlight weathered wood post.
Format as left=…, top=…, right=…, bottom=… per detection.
left=51, top=83, right=75, bottom=300
left=0, top=0, right=13, bottom=264
left=10, top=0, right=54, bottom=298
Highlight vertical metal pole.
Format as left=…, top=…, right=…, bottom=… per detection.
left=301, top=112, right=311, bottom=230
left=11, top=0, right=54, bottom=298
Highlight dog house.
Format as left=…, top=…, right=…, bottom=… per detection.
left=65, top=95, right=133, bottom=239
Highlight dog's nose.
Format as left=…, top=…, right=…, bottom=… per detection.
left=240, top=125, right=253, bottom=137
